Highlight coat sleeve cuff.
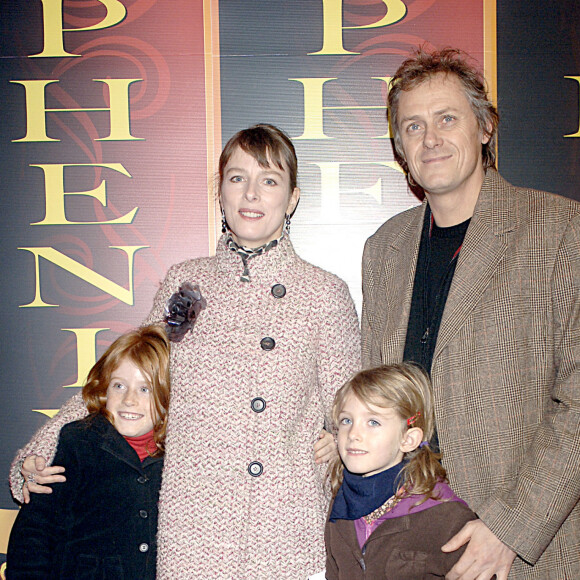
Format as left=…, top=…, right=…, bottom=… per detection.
left=477, top=496, right=555, bottom=565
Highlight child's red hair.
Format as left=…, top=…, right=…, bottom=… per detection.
left=82, top=325, right=170, bottom=456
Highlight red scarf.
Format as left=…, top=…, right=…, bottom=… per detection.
left=124, top=429, right=156, bottom=461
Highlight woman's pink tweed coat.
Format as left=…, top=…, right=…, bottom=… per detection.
left=11, top=235, right=361, bottom=579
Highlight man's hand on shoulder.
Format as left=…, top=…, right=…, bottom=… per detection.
left=442, top=519, right=516, bottom=580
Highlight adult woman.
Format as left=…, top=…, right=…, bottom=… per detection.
left=10, top=124, right=360, bottom=578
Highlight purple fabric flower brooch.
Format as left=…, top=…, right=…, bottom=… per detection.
left=164, top=282, right=206, bottom=342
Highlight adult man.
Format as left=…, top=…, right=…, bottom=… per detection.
left=362, top=47, right=580, bottom=579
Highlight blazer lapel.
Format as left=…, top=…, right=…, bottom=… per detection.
left=378, top=204, right=426, bottom=363
left=434, top=171, right=515, bottom=361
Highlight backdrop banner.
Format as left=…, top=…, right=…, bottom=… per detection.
left=1, top=0, right=578, bottom=572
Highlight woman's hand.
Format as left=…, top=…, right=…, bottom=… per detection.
left=313, top=430, right=338, bottom=464
left=21, top=455, right=66, bottom=503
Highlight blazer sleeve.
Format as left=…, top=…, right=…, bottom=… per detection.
left=316, top=276, right=360, bottom=426
left=477, top=214, right=580, bottom=563
left=6, top=431, right=79, bottom=578
left=9, top=392, right=88, bottom=503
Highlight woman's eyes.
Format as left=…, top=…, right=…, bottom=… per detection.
left=228, top=175, right=278, bottom=186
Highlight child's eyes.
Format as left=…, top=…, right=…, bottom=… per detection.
left=368, top=419, right=381, bottom=427
left=110, top=382, right=151, bottom=394
left=339, top=417, right=352, bottom=426
left=264, top=178, right=277, bottom=186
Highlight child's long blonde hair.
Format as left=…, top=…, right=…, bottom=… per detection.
left=328, top=363, right=446, bottom=501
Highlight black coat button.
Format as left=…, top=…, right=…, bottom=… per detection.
left=139, top=510, right=148, bottom=519
left=251, top=397, right=266, bottom=413
left=271, top=284, right=286, bottom=298
left=248, top=461, right=263, bottom=477
left=137, top=476, right=148, bottom=484
left=139, top=543, right=149, bottom=553
left=260, top=337, right=275, bottom=351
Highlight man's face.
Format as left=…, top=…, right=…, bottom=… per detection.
left=398, top=73, right=490, bottom=199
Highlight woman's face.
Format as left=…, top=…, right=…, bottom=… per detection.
left=220, top=146, right=300, bottom=248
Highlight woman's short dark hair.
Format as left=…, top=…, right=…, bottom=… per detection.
left=218, top=124, right=298, bottom=193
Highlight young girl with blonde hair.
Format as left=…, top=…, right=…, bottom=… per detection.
left=7, top=325, right=170, bottom=579
left=325, top=363, right=476, bottom=579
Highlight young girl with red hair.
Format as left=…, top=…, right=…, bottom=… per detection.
left=7, top=325, right=170, bottom=580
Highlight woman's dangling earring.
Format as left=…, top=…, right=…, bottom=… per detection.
left=221, top=209, right=227, bottom=234
left=284, top=214, right=291, bottom=234
left=407, top=172, right=416, bottom=188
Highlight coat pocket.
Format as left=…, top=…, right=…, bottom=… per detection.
left=62, top=553, right=125, bottom=580
left=385, top=549, right=429, bottom=579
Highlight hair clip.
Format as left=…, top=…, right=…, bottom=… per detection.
left=419, top=441, right=429, bottom=448
left=407, top=411, right=421, bottom=427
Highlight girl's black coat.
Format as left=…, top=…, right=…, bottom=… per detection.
left=7, top=413, right=163, bottom=579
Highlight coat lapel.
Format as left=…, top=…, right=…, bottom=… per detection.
left=332, top=518, right=363, bottom=560
left=434, top=171, right=515, bottom=361
left=363, top=513, right=412, bottom=544
left=89, top=414, right=158, bottom=472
